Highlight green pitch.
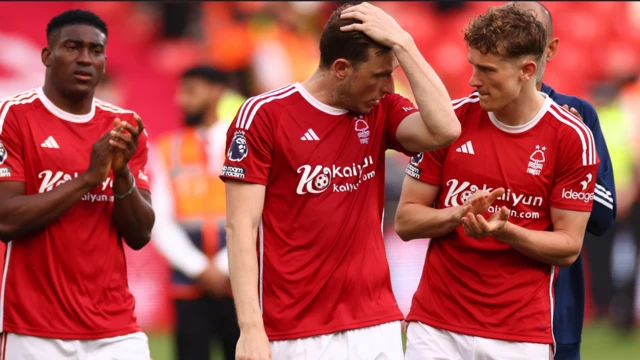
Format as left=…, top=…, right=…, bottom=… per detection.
left=147, top=321, right=640, bottom=360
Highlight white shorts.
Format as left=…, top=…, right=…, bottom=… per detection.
left=271, top=321, right=404, bottom=360
left=405, top=322, right=553, bottom=360
left=0, top=331, right=150, bottom=360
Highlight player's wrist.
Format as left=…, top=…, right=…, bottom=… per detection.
left=79, top=171, right=104, bottom=188
left=492, top=221, right=512, bottom=241
left=113, top=165, right=131, bottom=180
left=390, top=32, right=415, bottom=53
left=239, top=319, right=266, bottom=332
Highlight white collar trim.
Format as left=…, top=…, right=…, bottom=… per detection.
left=294, top=83, right=348, bottom=115
left=36, top=87, right=95, bottom=123
left=488, top=92, right=551, bottom=133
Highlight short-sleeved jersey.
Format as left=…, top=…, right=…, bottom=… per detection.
left=405, top=92, right=599, bottom=345
left=0, top=88, right=151, bottom=340
left=220, top=83, right=420, bottom=341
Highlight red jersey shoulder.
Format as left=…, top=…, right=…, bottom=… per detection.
left=543, top=101, right=598, bottom=167
left=451, top=93, right=481, bottom=126
left=0, top=89, right=42, bottom=122
left=232, top=84, right=299, bottom=133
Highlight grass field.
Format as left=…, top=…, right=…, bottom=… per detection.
left=147, top=321, right=640, bottom=360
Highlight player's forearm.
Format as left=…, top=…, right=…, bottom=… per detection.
left=226, top=222, right=264, bottom=331
left=395, top=203, right=462, bottom=241
left=112, top=168, right=155, bottom=250
left=0, top=176, right=95, bottom=240
left=494, top=222, right=583, bottom=267
left=392, top=37, right=460, bottom=147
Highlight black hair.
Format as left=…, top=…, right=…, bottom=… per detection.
left=46, top=9, right=108, bottom=40
left=181, top=65, right=232, bottom=86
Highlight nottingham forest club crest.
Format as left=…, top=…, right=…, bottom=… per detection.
left=227, top=131, right=248, bottom=162
left=526, top=145, right=546, bottom=176
left=354, top=115, right=370, bottom=144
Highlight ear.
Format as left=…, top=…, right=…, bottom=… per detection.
left=520, top=60, right=538, bottom=82
left=332, top=59, right=353, bottom=80
left=41, top=47, right=51, bottom=67
left=546, top=38, right=559, bottom=62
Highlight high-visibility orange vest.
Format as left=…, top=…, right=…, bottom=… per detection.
left=156, top=126, right=228, bottom=299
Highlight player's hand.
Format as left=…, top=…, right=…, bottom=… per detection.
left=236, top=327, right=272, bottom=360
left=84, top=130, right=113, bottom=187
left=457, top=188, right=505, bottom=221
left=562, top=104, right=582, bottom=121
left=109, top=116, right=145, bottom=176
left=197, top=261, right=231, bottom=298
left=339, top=2, right=411, bottom=48
left=461, top=206, right=510, bottom=238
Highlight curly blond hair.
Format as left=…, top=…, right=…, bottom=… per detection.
left=464, top=4, right=547, bottom=61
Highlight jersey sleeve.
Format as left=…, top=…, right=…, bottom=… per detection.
left=405, top=147, right=448, bottom=186
left=0, top=107, right=25, bottom=182
left=383, top=93, right=421, bottom=155
left=220, top=101, right=274, bottom=185
left=125, top=115, right=151, bottom=192
left=550, top=123, right=600, bottom=212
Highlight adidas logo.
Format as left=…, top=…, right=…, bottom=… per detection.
left=41, top=136, right=60, bottom=149
left=301, top=129, right=320, bottom=141
left=455, top=140, right=474, bottom=154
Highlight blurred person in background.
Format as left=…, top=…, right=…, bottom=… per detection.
left=149, top=65, right=239, bottom=360
left=511, top=2, right=617, bottom=359
left=603, top=76, right=640, bottom=334
left=221, top=1, right=461, bottom=359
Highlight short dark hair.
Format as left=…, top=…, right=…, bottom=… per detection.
left=181, top=65, right=232, bottom=86
left=46, top=9, right=108, bottom=40
left=319, top=3, right=391, bottom=69
left=464, top=4, right=546, bottom=61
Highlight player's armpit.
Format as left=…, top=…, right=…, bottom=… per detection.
left=396, top=112, right=460, bottom=153
left=225, top=180, right=267, bottom=331
left=494, top=207, right=590, bottom=267
left=395, top=175, right=460, bottom=241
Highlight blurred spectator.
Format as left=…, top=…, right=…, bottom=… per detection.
left=149, top=65, right=239, bottom=360
left=585, top=79, right=640, bottom=332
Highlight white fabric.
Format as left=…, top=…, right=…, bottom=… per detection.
left=270, top=321, right=404, bottom=360
left=405, top=322, right=551, bottom=360
left=2, top=331, right=149, bottom=360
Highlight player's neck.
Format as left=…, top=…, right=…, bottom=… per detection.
left=492, top=86, right=545, bottom=127
left=300, top=70, right=347, bottom=110
left=42, top=82, right=94, bottom=115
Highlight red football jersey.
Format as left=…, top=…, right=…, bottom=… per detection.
left=0, top=88, right=150, bottom=340
left=220, top=83, right=420, bottom=341
left=406, top=93, right=599, bottom=344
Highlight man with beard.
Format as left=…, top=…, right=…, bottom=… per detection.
left=149, top=65, right=240, bottom=360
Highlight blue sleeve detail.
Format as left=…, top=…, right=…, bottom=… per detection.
left=577, top=101, right=617, bottom=235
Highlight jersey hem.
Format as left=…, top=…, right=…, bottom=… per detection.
left=219, top=174, right=268, bottom=186
left=549, top=202, right=595, bottom=212
left=406, top=315, right=553, bottom=344
left=267, top=312, right=404, bottom=341
left=0, top=177, right=25, bottom=183
left=2, top=323, right=141, bottom=340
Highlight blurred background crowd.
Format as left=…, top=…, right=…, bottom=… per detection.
left=0, top=1, right=639, bottom=359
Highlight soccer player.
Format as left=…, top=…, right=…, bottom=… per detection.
left=0, top=9, right=154, bottom=360
left=396, top=5, right=599, bottom=359
left=511, top=3, right=617, bottom=358
left=220, top=2, right=461, bottom=359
